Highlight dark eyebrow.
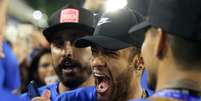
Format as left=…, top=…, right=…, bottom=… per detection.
left=91, top=44, right=117, bottom=53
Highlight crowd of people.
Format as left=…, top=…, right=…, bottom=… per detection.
left=0, top=0, right=201, bottom=101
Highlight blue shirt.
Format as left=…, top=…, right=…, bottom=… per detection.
left=57, top=86, right=96, bottom=101
left=141, top=70, right=153, bottom=96
left=129, top=89, right=201, bottom=101
left=21, top=82, right=59, bottom=101
left=1, top=42, right=21, bottom=91
left=0, top=88, right=24, bottom=101
left=0, top=60, right=5, bottom=87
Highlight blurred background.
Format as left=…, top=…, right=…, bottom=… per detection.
left=2, top=0, right=149, bottom=94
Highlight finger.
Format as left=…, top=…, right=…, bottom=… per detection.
left=42, top=90, right=51, bottom=98
left=31, top=97, right=46, bottom=101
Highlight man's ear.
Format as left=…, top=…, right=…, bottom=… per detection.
left=131, top=53, right=145, bottom=73
left=154, top=28, right=167, bottom=60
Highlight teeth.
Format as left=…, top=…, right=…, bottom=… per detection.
left=94, top=73, right=105, bottom=77
left=62, top=68, right=73, bottom=73
left=92, top=69, right=103, bottom=74
left=92, top=69, right=111, bottom=81
left=92, top=70, right=105, bottom=77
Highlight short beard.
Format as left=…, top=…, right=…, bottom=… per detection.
left=59, top=66, right=91, bottom=90
left=61, top=77, right=86, bottom=90
left=55, top=57, right=92, bottom=89
left=111, top=67, right=134, bottom=101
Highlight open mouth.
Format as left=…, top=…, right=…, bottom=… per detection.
left=93, top=69, right=112, bottom=94
left=61, top=59, right=80, bottom=74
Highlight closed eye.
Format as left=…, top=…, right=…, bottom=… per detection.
left=52, top=40, right=65, bottom=48
left=103, top=49, right=119, bottom=58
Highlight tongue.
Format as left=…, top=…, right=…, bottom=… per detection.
left=97, top=80, right=110, bottom=93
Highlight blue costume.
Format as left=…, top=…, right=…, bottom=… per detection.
left=0, top=88, right=24, bottom=101
left=21, top=82, right=59, bottom=101
left=130, top=89, right=201, bottom=101
left=0, top=42, right=23, bottom=100
left=57, top=86, right=96, bottom=101
left=1, top=42, right=21, bottom=91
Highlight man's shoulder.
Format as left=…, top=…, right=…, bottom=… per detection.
left=129, top=97, right=180, bottom=101
left=57, top=86, right=96, bottom=101
left=129, top=98, right=149, bottom=101
left=39, top=82, right=58, bottom=91
left=0, top=88, right=23, bottom=101
left=21, top=82, right=59, bottom=101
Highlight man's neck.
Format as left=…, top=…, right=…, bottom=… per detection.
left=127, top=72, right=144, bottom=100
left=156, top=60, right=201, bottom=93
left=58, top=82, right=70, bottom=94
left=80, top=75, right=95, bottom=87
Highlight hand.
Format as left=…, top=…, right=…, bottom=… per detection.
left=31, top=90, right=51, bottom=101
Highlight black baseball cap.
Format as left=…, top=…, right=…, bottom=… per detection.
left=129, top=0, right=201, bottom=42
left=75, top=7, right=144, bottom=50
left=43, top=4, right=94, bottom=43
left=128, top=0, right=150, bottom=17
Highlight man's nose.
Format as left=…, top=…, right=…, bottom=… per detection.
left=62, top=41, right=73, bottom=58
left=91, top=55, right=106, bottom=70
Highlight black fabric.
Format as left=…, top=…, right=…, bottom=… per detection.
left=75, top=7, right=144, bottom=50
left=127, top=0, right=150, bottom=17
left=129, top=0, right=201, bottom=42
left=43, top=4, right=94, bottom=43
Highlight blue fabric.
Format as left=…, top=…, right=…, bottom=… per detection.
left=141, top=69, right=153, bottom=96
left=153, top=89, right=201, bottom=101
left=21, top=82, right=59, bottom=101
left=0, top=60, right=5, bottom=87
left=1, top=42, right=21, bottom=91
left=57, top=86, right=96, bottom=101
left=129, top=99, right=148, bottom=101
left=0, top=88, right=24, bottom=101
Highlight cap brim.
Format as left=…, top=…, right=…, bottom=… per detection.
left=129, top=20, right=150, bottom=46
left=129, top=20, right=150, bottom=34
left=75, top=35, right=133, bottom=50
left=43, top=23, right=94, bottom=43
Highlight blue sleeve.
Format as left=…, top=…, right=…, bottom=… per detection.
left=0, top=88, right=24, bottom=101
left=57, top=86, right=96, bottom=101
left=20, top=82, right=59, bottom=101
left=2, top=42, right=21, bottom=90
left=20, top=93, right=31, bottom=101
left=20, top=85, right=48, bottom=101
left=0, top=60, right=5, bottom=87
left=128, top=99, right=149, bottom=101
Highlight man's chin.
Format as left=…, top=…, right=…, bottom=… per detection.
left=61, top=77, right=86, bottom=89
left=96, top=85, right=113, bottom=101
left=97, top=93, right=110, bottom=101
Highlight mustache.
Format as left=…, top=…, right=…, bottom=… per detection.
left=58, top=57, right=81, bottom=69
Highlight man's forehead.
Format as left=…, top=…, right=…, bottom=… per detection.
left=91, top=44, right=118, bottom=52
left=91, top=43, right=133, bottom=51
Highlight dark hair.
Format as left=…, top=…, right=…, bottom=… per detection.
left=149, top=27, right=201, bottom=70
left=168, top=34, right=201, bottom=70
left=127, top=46, right=141, bottom=64
left=28, top=48, right=51, bottom=87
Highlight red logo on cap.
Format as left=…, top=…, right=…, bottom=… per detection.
left=60, top=8, right=79, bottom=23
